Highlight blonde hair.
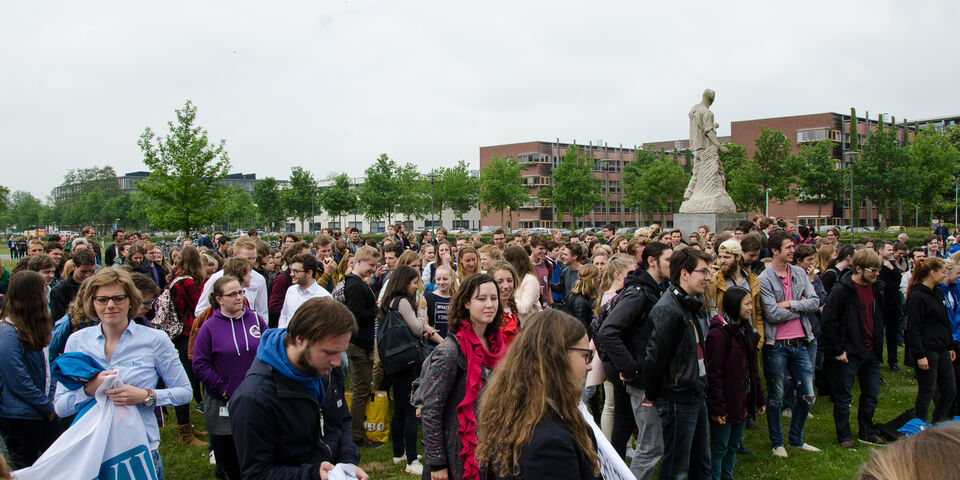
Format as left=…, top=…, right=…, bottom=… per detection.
left=570, top=264, right=600, bottom=299
left=815, top=244, right=836, bottom=273
left=355, top=245, right=381, bottom=263
left=80, top=268, right=143, bottom=321
left=596, top=256, right=636, bottom=314
left=434, top=265, right=459, bottom=297
left=858, top=422, right=960, bottom=480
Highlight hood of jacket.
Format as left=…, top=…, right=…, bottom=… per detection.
left=623, top=268, right=663, bottom=294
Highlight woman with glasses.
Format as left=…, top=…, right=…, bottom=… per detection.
left=475, top=309, right=600, bottom=480
left=192, top=275, right=266, bottom=480
left=55, top=268, right=191, bottom=479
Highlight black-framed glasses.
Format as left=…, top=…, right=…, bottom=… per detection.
left=290, top=268, right=304, bottom=275
left=220, top=289, right=245, bottom=299
left=692, top=268, right=713, bottom=276
left=93, top=294, right=129, bottom=306
left=864, top=267, right=880, bottom=274
left=568, top=347, right=594, bottom=364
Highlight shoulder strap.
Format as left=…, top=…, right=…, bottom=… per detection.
left=391, top=296, right=404, bottom=312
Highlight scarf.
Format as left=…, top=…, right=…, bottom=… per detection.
left=257, top=328, right=325, bottom=404
left=455, top=323, right=505, bottom=480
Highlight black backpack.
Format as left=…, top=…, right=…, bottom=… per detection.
left=376, top=297, right=426, bottom=376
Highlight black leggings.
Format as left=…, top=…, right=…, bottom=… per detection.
left=0, top=417, right=59, bottom=469
left=210, top=434, right=242, bottom=480
left=173, top=335, right=203, bottom=425
left=610, top=375, right=638, bottom=459
left=389, top=367, right=419, bottom=464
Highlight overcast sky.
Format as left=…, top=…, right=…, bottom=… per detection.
left=2, top=1, right=956, bottom=199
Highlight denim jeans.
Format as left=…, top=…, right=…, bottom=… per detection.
left=709, top=420, right=745, bottom=480
left=914, top=349, right=957, bottom=423
left=763, top=342, right=814, bottom=448
left=782, top=339, right=817, bottom=411
left=656, top=396, right=712, bottom=480
left=151, top=448, right=165, bottom=480
left=626, top=386, right=663, bottom=480
left=831, top=355, right=881, bottom=443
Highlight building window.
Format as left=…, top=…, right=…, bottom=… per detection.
left=327, top=222, right=340, bottom=230
left=348, top=221, right=363, bottom=232
left=797, top=128, right=828, bottom=143
left=452, top=220, right=471, bottom=230
left=370, top=222, right=386, bottom=234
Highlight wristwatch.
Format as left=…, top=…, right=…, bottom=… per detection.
left=143, top=389, right=156, bottom=407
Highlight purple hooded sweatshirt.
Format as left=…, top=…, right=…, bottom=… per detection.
left=193, top=306, right=267, bottom=399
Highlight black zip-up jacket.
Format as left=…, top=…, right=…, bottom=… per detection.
left=905, top=283, right=954, bottom=362
left=230, top=359, right=358, bottom=480
left=562, top=293, right=595, bottom=336
left=821, top=271, right=885, bottom=362
left=596, top=269, right=662, bottom=389
left=343, top=273, right=378, bottom=351
left=643, top=285, right=707, bottom=404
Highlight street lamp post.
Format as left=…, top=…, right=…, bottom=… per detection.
left=765, top=188, right=770, bottom=217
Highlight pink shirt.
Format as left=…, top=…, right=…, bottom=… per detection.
left=775, top=269, right=805, bottom=340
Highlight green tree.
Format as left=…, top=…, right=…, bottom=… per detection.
left=359, top=154, right=399, bottom=224
left=252, top=177, right=286, bottom=232
left=394, top=163, right=428, bottom=223
left=478, top=155, right=526, bottom=230
left=796, top=140, right=846, bottom=221
left=911, top=127, right=960, bottom=223
left=51, top=166, right=123, bottom=229
left=218, top=186, right=257, bottom=231
left=722, top=128, right=799, bottom=213
left=632, top=155, right=689, bottom=224
left=0, top=185, right=9, bottom=214
left=622, top=149, right=660, bottom=221
left=7, top=191, right=43, bottom=229
left=137, top=100, right=231, bottom=233
left=319, top=173, right=358, bottom=232
left=436, top=160, right=479, bottom=225
left=283, top=166, right=318, bottom=232
left=539, top=145, right=602, bottom=229
left=856, top=129, right=919, bottom=231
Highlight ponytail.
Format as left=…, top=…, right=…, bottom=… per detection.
left=908, top=257, right=944, bottom=297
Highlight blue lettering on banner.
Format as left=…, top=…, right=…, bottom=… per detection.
left=96, top=445, right=157, bottom=480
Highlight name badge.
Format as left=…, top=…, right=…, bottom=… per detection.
left=698, top=358, right=706, bottom=377
left=219, top=406, right=229, bottom=417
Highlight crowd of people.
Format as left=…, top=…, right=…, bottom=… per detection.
left=1, top=218, right=960, bottom=479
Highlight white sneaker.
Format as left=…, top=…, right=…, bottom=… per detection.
left=782, top=409, right=792, bottom=418
left=772, top=446, right=788, bottom=458
left=209, top=450, right=216, bottom=465
left=790, top=443, right=821, bottom=452
left=807, top=412, right=814, bottom=419
left=394, top=455, right=422, bottom=464
left=405, top=460, right=424, bottom=475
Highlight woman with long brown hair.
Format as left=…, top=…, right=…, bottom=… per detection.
left=476, top=309, right=599, bottom=480
left=457, top=246, right=479, bottom=283
left=168, top=245, right=209, bottom=446
left=0, top=271, right=57, bottom=468
left=906, top=257, right=956, bottom=423
left=421, top=273, right=506, bottom=480
left=486, top=261, right=520, bottom=346
left=502, top=245, right=541, bottom=324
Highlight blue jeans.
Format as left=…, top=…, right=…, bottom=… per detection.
left=709, top=420, right=745, bottom=480
left=151, top=448, right=165, bottom=480
left=763, top=342, right=815, bottom=448
left=781, top=339, right=817, bottom=410
left=831, top=355, right=881, bottom=443
left=656, top=397, right=712, bottom=480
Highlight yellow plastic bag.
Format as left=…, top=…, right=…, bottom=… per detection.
left=344, top=390, right=391, bottom=444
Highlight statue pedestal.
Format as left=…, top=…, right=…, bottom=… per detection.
left=673, top=212, right=747, bottom=237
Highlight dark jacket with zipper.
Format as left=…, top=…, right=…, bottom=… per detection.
left=562, top=293, right=596, bottom=336
left=705, top=315, right=764, bottom=423
left=229, top=359, right=358, bottom=480
left=643, top=284, right=707, bottom=404
left=821, top=271, right=885, bottom=362
left=343, top=273, right=378, bottom=351
left=905, top=283, right=954, bottom=363
left=596, top=268, right=662, bottom=389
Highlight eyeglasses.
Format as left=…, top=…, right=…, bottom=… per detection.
left=220, top=289, right=245, bottom=299
left=93, top=295, right=129, bottom=306
left=692, top=268, right=713, bottom=276
left=290, top=268, right=304, bottom=275
left=864, top=267, right=880, bottom=274
left=568, top=347, right=594, bottom=364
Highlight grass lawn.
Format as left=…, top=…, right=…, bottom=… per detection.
left=157, top=348, right=920, bottom=480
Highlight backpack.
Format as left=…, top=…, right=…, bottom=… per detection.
left=376, top=297, right=426, bottom=376
left=152, top=276, right=190, bottom=340
left=411, top=335, right=460, bottom=414
left=590, top=285, right=639, bottom=362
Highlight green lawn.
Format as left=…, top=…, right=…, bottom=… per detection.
left=157, top=350, right=920, bottom=480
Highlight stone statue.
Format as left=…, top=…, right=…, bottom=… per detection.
left=679, top=89, right=737, bottom=213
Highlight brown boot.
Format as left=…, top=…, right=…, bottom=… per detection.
left=191, top=424, right=208, bottom=437
left=178, top=424, right=209, bottom=447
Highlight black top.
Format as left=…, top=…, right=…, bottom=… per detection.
left=425, top=291, right=451, bottom=338
left=492, top=413, right=600, bottom=480
left=905, top=283, right=954, bottom=361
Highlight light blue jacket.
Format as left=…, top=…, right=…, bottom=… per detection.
left=0, top=322, right=55, bottom=420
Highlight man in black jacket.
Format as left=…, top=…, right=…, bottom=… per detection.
left=821, top=249, right=885, bottom=448
left=644, top=247, right=714, bottom=480
left=596, top=241, right=670, bottom=480
left=49, top=248, right=96, bottom=321
left=340, top=246, right=382, bottom=446
left=231, top=297, right=368, bottom=480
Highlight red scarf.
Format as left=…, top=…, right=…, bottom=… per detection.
left=455, top=323, right=505, bottom=480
